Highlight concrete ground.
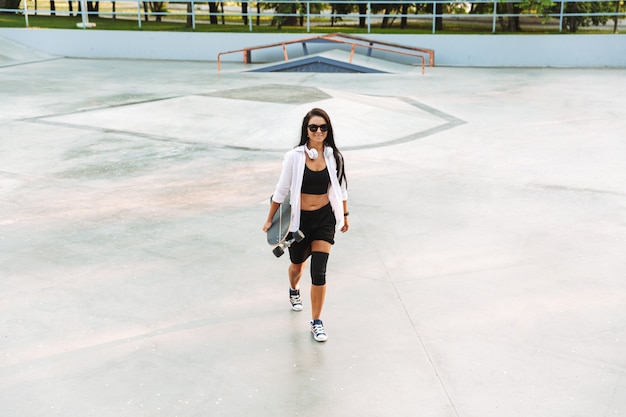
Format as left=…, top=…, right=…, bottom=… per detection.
left=1, top=37, right=625, bottom=417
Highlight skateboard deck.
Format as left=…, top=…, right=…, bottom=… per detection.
left=266, top=194, right=304, bottom=257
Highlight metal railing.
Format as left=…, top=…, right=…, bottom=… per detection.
left=216, top=33, right=432, bottom=72
left=2, top=0, right=624, bottom=33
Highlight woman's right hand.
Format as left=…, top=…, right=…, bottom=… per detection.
left=263, top=201, right=281, bottom=232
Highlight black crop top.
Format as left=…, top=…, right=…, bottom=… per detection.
left=301, top=165, right=330, bottom=195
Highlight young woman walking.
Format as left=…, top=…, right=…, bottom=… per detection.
left=263, top=108, right=349, bottom=342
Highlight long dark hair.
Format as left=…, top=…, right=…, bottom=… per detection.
left=298, top=108, right=347, bottom=186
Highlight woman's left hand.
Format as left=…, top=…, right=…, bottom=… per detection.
left=341, top=218, right=349, bottom=233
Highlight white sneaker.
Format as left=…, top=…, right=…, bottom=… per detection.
left=311, top=319, right=327, bottom=342
left=289, top=288, right=303, bottom=311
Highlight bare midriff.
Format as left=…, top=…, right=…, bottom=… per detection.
left=301, top=193, right=330, bottom=211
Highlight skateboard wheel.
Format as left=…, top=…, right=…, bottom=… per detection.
left=293, top=230, right=305, bottom=242
left=272, top=246, right=285, bottom=258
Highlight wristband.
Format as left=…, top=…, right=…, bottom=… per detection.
left=343, top=212, right=349, bottom=217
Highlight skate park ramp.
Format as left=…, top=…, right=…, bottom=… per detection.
left=218, top=32, right=432, bottom=74
left=1, top=40, right=625, bottom=417
left=248, top=50, right=416, bottom=73
left=0, top=36, right=57, bottom=67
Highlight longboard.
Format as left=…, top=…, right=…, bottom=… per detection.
left=266, top=195, right=304, bottom=258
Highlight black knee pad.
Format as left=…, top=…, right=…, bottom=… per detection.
left=310, top=252, right=329, bottom=286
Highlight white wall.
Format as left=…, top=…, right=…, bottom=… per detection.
left=1, top=28, right=625, bottom=67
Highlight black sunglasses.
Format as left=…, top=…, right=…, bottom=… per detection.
left=308, top=124, right=329, bottom=133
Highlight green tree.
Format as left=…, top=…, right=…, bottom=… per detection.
left=149, top=2, right=167, bottom=22
left=370, top=2, right=400, bottom=28
left=0, top=0, right=21, bottom=12
left=546, top=0, right=614, bottom=32
left=357, top=2, right=367, bottom=27
left=329, top=2, right=355, bottom=26
left=208, top=2, right=219, bottom=24
left=498, top=0, right=554, bottom=32
left=499, top=1, right=522, bottom=31
left=399, top=1, right=411, bottom=28
left=269, top=1, right=300, bottom=28
left=186, top=1, right=192, bottom=27
left=433, top=1, right=444, bottom=31
left=611, top=0, right=622, bottom=33
left=241, top=1, right=249, bottom=25
left=265, top=1, right=325, bottom=28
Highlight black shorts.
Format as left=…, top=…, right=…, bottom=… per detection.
left=288, top=203, right=336, bottom=264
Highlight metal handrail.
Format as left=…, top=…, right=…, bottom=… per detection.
left=334, top=33, right=434, bottom=67
left=5, top=0, right=625, bottom=34
left=217, top=33, right=430, bottom=73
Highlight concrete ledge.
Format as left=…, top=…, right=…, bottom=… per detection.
left=1, top=28, right=625, bottom=67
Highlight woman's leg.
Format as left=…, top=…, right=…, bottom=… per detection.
left=288, top=262, right=306, bottom=311
left=310, top=240, right=332, bottom=320
left=288, top=262, right=306, bottom=290
left=311, top=284, right=326, bottom=320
